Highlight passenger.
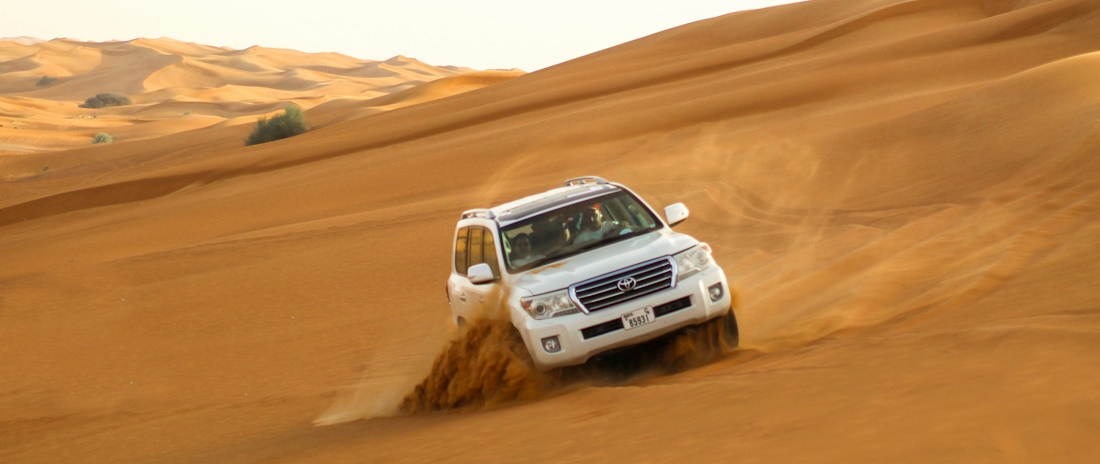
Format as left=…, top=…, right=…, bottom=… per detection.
left=509, top=233, right=543, bottom=267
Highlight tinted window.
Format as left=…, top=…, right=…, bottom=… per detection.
left=454, top=227, right=469, bottom=275
left=468, top=227, right=484, bottom=266
left=482, top=229, right=500, bottom=277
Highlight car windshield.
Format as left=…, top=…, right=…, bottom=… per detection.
left=500, top=190, right=661, bottom=273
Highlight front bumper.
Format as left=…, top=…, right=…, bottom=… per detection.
left=516, top=264, right=732, bottom=371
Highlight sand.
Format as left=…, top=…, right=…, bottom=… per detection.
left=0, top=37, right=517, bottom=155
left=2, top=0, right=1099, bottom=462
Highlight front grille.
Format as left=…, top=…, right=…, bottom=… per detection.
left=581, top=296, right=693, bottom=340
left=652, top=296, right=692, bottom=317
left=580, top=319, right=623, bottom=340
left=571, top=257, right=675, bottom=312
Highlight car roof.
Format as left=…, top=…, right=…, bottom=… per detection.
left=491, top=183, right=621, bottom=227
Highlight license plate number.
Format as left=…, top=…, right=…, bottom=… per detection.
left=622, top=307, right=655, bottom=330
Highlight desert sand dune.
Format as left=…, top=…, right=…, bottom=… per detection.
left=0, top=38, right=509, bottom=156
left=2, top=0, right=1099, bottom=462
left=303, top=70, right=527, bottom=124
left=127, top=37, right=230, bottom=57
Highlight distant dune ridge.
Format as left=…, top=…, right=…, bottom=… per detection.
left=3, top=0, right=1100, bottom=462
left=0, top=36, right=46, bottom=46
left=0, top=37, right=522, bottom=154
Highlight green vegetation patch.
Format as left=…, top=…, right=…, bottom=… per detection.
left=245, top=106, right=308, bottom=146
left=92, top=133, right=115, bottom=144
left=80, top=93, right=132, bottom=108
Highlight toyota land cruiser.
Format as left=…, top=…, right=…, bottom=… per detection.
left=446, top=176, right=736, bottom=371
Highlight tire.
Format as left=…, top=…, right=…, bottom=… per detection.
left=720, top=307, right=740, bottom=349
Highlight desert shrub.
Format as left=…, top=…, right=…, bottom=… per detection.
left=80, top=93, right=131, bottom=108
left=36, top=75, right=56, bottom=87
left=245, top=106, right=308, bottom=146
left=92, top=133, right=114, bottom=144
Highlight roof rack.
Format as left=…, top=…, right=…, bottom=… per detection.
left=563, top=176, right=609, bottom=187
left=461, top=208, right=496, bottom=220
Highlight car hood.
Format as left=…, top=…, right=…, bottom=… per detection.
left=509, top=229, right=698, bottom=295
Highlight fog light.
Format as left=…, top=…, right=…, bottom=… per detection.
left=708, top=283, right=724, bottom=302
left=541, top=336, right=561, bottom=353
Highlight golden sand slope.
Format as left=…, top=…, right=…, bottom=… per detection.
left=0, top=37, right=519, bottom=155
left=2, top=0, right=1100, bottom=462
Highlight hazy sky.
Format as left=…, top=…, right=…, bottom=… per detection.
left=5, top=1, right=803, bottom=71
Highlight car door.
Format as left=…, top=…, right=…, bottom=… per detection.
left=463, top=226, right=502, bottom=316
left=459, top=225, right=495, bottom=314
left=448, top=225, right=504, bottom=324
left=447, top=226, right=472, bottom=323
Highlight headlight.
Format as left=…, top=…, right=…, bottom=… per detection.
left=674, top=243, right=712, bottom=279
left=521, top=290, right=580, bottom=320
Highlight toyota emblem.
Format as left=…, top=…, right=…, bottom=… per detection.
left=617, top=277, right=637, bottom=292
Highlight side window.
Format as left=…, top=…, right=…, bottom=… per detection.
left=454, top=227, right=469, bottom=275
left=482, top=229, right=500, bottom=277
left=468, top=227, right=484, bottom=266
left=456, top=226, right=500, bottom=278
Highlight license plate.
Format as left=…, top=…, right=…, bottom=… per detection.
left=621, top=307, right=655, bottom=331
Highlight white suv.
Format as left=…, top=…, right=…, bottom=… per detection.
left=446, top=177, right=736, bottom=371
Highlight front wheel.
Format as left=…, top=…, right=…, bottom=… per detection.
left=719, top=307, right=739, bottom=349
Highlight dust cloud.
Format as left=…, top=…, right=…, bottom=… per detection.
left=398, top=304, right=741, bottom=415
left=316, top=282, right=740, bottom=424
left=399, top=316, right=554, bottom=413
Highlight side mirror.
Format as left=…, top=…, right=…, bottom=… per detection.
left=467, top=263, right=495, bottom=284
left=664, top=203, right=689, bottom=227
